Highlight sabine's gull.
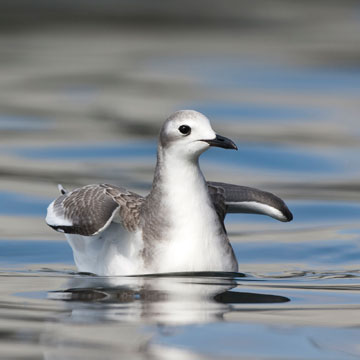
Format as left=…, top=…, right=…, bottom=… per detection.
left=46, top=110, right=293, bottom=275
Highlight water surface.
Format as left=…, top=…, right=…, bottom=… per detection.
left=1, top=2, right=360, bottom=359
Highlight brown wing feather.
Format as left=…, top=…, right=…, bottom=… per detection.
left=104, top=185, right=144, bottom=232
left=207, top=183, right=227, bottom=233
left=47, top=184, right=144, bottom=236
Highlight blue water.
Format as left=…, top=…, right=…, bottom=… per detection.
left=0, top=191, right=49, bottom=216
left=12, top=142, right=156, bottom=160
left=0, top=115, right=53, bottom=131
left=152, top=57, right=360, bottom=93
left=190, top=103, right=323, bottom=122
left=234, top=239, right=360, bottom=266
left=155, top=323, right=328, bottom=359
left=208, top=65, right=360, bottom=93
left=154, top=322, right=360, bottom=359
left=12, top=141, right=342, bottom=175
left=1, top=8, right=360, bottom=359
left=0, top=240, right=73, bottom=265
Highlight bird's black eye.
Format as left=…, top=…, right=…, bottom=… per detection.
left=178, top=125, right=191, bottom=135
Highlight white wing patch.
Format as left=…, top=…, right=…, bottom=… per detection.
left=226, top=201, right=288, bottom=222
left=46, top=200, right=73, bottom=227
left=91, top=206, right=120, bottom=236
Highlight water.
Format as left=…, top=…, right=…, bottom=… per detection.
left=1, top=2, right=360, bottom=359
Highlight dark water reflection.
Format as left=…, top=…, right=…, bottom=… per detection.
left=1, top=1, right=360, bottom=359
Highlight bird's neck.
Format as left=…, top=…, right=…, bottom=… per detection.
left=146, top=146, right=232, bottom=273
left=149, top=145, right=220, bottom=242
left=150, top=146, right=207, bottom=197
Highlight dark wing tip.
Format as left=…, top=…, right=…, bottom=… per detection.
left=262, top=194, right=293, bottom=222
left=280, top=204, right=293, bottom=222
left=48, top=224, right=99, bottom=236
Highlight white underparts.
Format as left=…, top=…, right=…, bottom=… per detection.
left=66, top=224, right=143, bottom=275
left=153, top=152, right=237, bottom=273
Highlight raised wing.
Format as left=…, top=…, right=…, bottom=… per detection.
left=208, top=181, right=293, bottom=222
left=46, top=184, right=144, bottom=236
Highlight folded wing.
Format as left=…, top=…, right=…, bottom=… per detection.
left=207, top=181, right=293, bottom=222
left=46, top=184, right=144, bottom=236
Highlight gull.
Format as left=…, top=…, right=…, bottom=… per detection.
left=46, top=110, right=292, bottom=276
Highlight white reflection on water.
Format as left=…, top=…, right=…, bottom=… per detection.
left=49, top=273, right=290, bottom=325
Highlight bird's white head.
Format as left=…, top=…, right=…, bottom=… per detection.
left=159, top=110, right=237, bottom=161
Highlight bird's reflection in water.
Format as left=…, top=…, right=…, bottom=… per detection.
left=49, top=272, right=289, bottom=325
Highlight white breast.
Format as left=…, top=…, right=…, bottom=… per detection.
left=153, top=157, right=237, bottom=273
